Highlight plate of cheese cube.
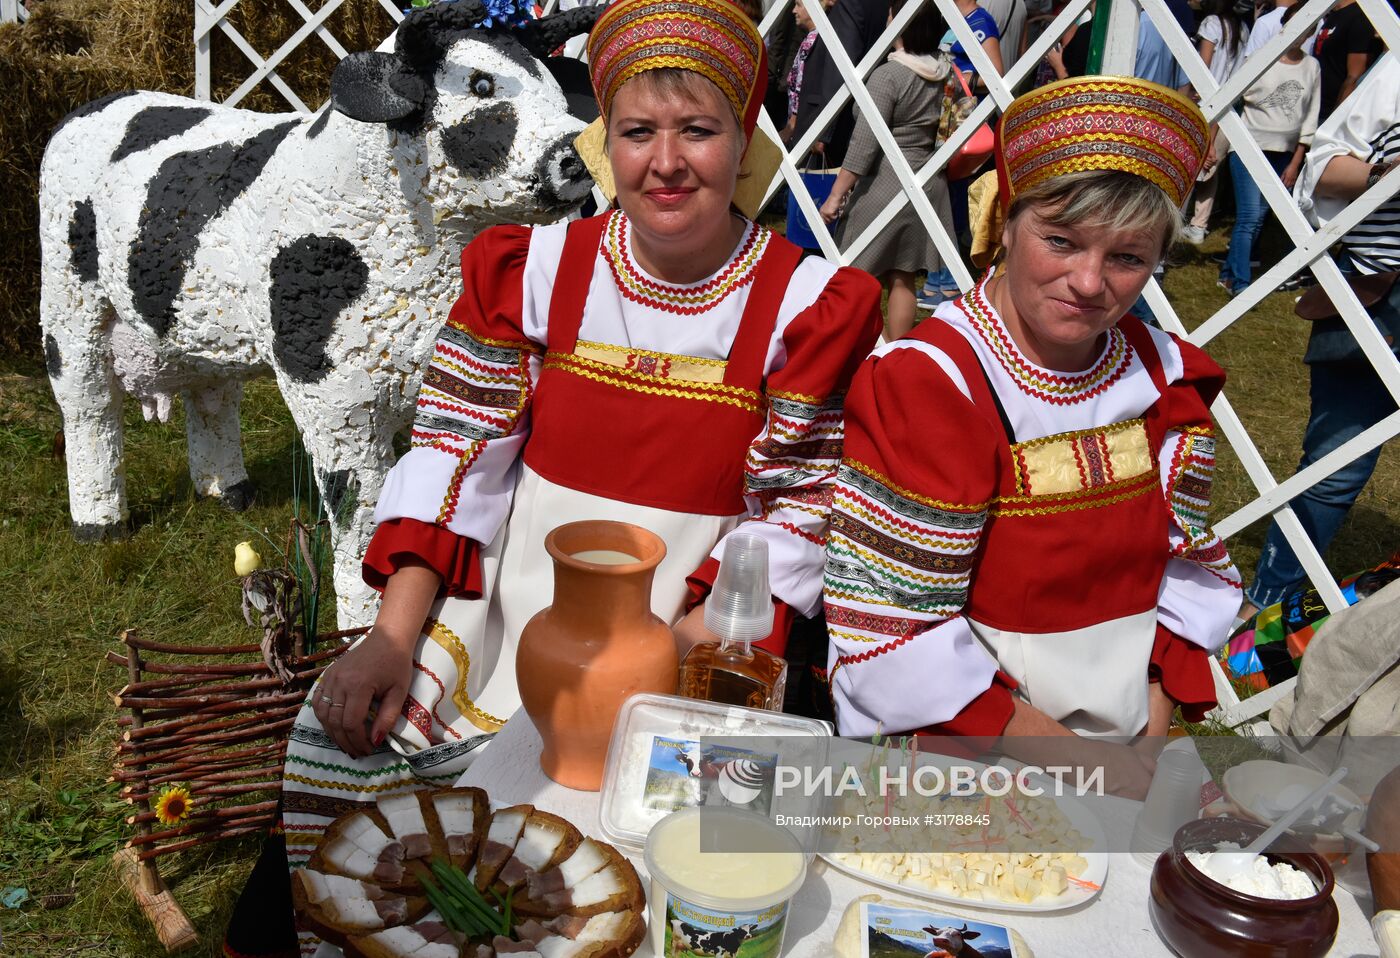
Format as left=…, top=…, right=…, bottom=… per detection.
left=817, top=771, right=1108, bottom=913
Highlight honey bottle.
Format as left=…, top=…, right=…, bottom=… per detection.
left=677, top=533, right=787, bottom=711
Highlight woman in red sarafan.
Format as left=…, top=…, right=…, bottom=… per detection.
left=824, top=77, right=1242, bottom=797
left=271, top=0, right=882, bottom=950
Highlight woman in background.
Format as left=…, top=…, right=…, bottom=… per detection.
left=1218, top=4, right=1319, bottom=296
left=820, top=0, right=955, bottom=339
left=917, top=0, right=1004, bottom=310
left=1182, top=0, right=1251, bottom=244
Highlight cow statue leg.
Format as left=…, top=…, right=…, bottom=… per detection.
left=183, top=380, right=255, bottom=511
left=39, top=193, right=129, bottom=541
left=313, top=451, right=390, bottom=630
left=47, top=322, right=128, bottom=541
left=275, top=374, right=398, bottom=629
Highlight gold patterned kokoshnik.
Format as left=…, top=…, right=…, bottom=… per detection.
left=1011, top=419, right=1153, bottom=497
left=586, top=0, right=766, bottom=135
left=996, top=76, right=1209, bottom=207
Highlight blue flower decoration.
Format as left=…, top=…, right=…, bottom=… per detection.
left=475, top=0, right=534, bottom=28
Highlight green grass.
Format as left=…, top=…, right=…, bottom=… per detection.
left=1, top=228, right=1396, bottom=954
left=0, top=361, right=331, bottom=957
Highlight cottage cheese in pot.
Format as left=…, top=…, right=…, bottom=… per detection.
left=1185, top=848, right=1318, bottom=899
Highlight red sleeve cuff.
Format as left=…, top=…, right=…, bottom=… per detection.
left=916, top=670, right=1018, bottom=738
left=1148, top=623, right=1218, bottom=722
left=362, top=518, right=483, bottom=599
left=685, top=556, right=796, bottom=657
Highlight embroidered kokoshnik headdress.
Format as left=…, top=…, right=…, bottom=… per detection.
left=573, top=0, right=782, bottom=219
left=971, top=76, right=1210, bottom=268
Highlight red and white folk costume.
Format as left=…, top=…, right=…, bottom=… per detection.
left=363, top=212, right=879, bottom=737
left=824, top=277, right=1241, bottom=738
left=824, top=78, right=1239, bottom=740
left=281, top=214, right=878, bottom=954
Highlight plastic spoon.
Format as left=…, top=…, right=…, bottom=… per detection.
left=1210, top=766, right=1350, bottom=879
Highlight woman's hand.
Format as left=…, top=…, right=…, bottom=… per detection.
left=672, top=605, right=715, bottom=662
left=314, top=632, right=416, bottom=757
left=1282, top=161, right=1302, bottom=191
left=819, top=191, right=845, bottom=224
left=1045, top=44, right=1067, bottom=80
left=820, top=168, right=860, bottom=225
left=316, top=560, right=442, bottom=758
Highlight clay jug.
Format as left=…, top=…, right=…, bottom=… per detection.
left=516, top=520, right=678, bottom=790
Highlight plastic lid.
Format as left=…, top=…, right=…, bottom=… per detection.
left=597, top=692, right=831, bottom=850
left=705, top=533, right=773, bottom=643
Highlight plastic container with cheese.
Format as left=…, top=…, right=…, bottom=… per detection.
left=597, top=692, right=830, bottom=850
left=645, top=807, right=806, bottom=958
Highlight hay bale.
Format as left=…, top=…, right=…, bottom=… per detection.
left=0, top=0, right=396, bottom=360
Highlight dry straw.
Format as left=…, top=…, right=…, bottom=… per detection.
left=0, top=0, right=395, bottom=359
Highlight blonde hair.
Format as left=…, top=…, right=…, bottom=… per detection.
left=1006, top=169, right=1182, bottom=258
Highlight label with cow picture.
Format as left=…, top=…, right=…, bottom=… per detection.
left=643, top=736, right=779, bottom=816
left=859, top=902, right=1022, bottom=958
left=663, top=891, right=791, bottom=958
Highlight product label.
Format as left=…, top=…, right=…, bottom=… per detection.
left=858, top=902, right=1020, bottom=958
left=643, top=736, right=779, bottom=816
left=663, top=889, right=790, bottom=958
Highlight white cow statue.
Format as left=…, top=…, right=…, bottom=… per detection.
left=39, top=1, right=598, bottom=626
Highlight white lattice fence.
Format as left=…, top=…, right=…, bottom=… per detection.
left=194, top=0, right=404, bottom=110
left=1, top=0, right=29, bottom=24
left=194, top=0, right=1400, bottom=726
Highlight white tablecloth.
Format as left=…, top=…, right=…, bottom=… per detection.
left=458, top=712, right=1382, bottom=958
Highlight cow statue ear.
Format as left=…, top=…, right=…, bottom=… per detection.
left=331, top=51, right=427, bottom=123
left=515, top=6, right=602, bottom=58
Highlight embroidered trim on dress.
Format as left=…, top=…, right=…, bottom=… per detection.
left=601, top=209, right=768, bottom=314
left=960, top=275, right=1136, bottom=404
left=574, top=338, right=728, bottom=383
left=427, top=619, right=509, bottom=732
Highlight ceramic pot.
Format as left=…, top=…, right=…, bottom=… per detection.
left=1150, top=817, right=1339, bottom=958
left=516, top=520, right=678, bottom=790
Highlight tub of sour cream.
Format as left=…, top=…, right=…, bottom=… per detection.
left=645, top=807, right=806, bottom=958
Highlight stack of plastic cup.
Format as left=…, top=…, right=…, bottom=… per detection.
left=1132, top=744, right=1208, bottom=867
left=705, top=534, right=773, bottom=643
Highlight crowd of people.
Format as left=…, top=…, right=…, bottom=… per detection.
left=211, top=0, right=1398, bottom=951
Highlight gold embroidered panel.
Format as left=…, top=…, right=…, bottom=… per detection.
left=1010, top=418, right=1153, bottom=497
left=573, top=339, right=728, bottom=384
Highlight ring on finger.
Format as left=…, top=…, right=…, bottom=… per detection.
left=330, top=702, right=346, bottom=708
left=319, top=694, right=334, bottom=704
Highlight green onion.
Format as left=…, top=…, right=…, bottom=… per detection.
left=419, top=872, right=479, bottom=936
left=430, top=858, right=510, bottom=937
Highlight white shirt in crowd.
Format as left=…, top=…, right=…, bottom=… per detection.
left=1244, top=4, right=1318, bottom=57
left=1234, top=54, right=1321, bottom=153
left=1197, top=14, right=1250, bottom=91
left=1295, top=53, right=1400, bottom=274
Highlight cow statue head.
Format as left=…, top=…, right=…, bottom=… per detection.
left=331, top=0, right=599, bottom=228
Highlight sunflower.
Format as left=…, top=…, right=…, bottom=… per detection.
left=154, top=785, right=193, bottom=825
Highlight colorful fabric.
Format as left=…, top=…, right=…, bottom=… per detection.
left=787, top=29, right=818, bottom=121
left=586, top=0, right=767, bottom=137
left=1225, top=560, right=1400, bottom=690
left=995, top=75, right=1210, bottom=208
